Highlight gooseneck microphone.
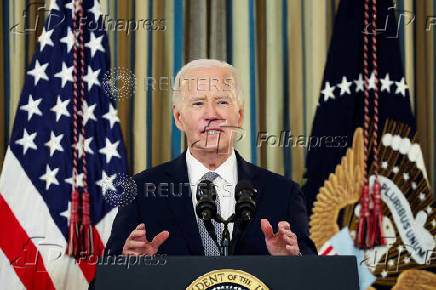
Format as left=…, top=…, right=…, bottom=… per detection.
left=234, top=180, right=256, bottom=224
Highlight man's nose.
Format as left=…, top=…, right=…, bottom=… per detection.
left=204, top=101, right=219, bottom=120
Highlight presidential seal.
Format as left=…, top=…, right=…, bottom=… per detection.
left=186, top=269, right=269, bottom=290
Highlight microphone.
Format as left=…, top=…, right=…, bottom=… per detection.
left=195, top=179, right=218, bottom=221
left=195, top=179, right=220, bottom=251
left=234, top=180, right=256, bottom=224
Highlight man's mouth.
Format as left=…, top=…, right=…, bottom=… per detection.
left=207, top=130, right=220, bottom=135
left=202, top=128, right=224, bottom=135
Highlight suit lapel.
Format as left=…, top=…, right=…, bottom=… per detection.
left=235, top=150, right=264, bottom=212
left=164, top=151, right=204, bottom=255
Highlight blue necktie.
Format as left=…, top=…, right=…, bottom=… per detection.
left=197, top=172, right=223, bottom=256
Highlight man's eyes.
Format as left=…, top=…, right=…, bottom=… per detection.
left=217, top=100, right=229, bottom=105
left=191, top=99, right=230, bottom=106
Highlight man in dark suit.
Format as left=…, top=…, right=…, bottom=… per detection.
left=106, top=59, right=317, bottom=256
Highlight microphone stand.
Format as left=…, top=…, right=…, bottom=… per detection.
left=214, top=213, right=235, bottom=256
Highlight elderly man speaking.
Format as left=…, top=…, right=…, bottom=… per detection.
left=106, top=59, right=317, bottom=257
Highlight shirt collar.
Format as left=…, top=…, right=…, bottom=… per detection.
left=186, top=148, right=237, bottom=185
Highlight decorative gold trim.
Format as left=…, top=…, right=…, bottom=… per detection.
left=186, top=269, right=269, bottom=290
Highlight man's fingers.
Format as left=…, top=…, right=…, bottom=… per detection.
left=283, top=235, right=297, bottom=247
left=278, top=221, right=290, bottom=231
left=133, top=236, right=147, bottom=242
left=130, top=224, right=147, bottom=239
left=285, top=245, right=299, bottom=255
left=123, top=224, right=150, bottom=256
left=130, top=229, right=146, bottom=240
left=127, top=240, right=148, bottom=249
left=151, top=230, right=170, bottom=248
left=122, top=246, right=146, bottom=257
left=280, top=229, right=296, bottom=239
left=261, top=219, right=274, bottom=239
left=279, top=228, right=289, bottom=235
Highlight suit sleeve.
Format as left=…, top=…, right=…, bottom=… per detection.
left=288, top=182, right=318, bottom=256
left=105, top=176, right=143, bottom=256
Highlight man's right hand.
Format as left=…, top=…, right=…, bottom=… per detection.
left=122, top=223, right=169, bottom=256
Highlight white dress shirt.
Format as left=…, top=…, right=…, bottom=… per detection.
left=186, top=148, right=238, bottom=238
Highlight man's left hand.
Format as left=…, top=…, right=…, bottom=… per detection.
left=260, top=219, right=301, bottom=256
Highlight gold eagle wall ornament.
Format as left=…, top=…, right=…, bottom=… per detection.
left=392, top=269, right=436, bottom=290
left=310, top=121, right=436, bottom=288
left=309, top=127, right=365, bottom=250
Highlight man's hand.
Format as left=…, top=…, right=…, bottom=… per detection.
left=122, top=223, right=169, bottom=256
left=260, top=219, right=300, bottom=256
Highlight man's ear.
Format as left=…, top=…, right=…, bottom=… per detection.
left=237, top=105, right=245, bottom=128
left=173, top=104, right=184, bottom=131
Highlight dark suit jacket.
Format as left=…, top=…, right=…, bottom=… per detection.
left=106, top=151, right=317, bottom=256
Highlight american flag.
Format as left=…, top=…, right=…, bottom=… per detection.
left=0, top=0, right=127, bottom=289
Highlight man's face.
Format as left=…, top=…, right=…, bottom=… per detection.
left=173, top=67, right=244, bottom=154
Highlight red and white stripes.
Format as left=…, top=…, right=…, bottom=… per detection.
left=0, top=149, right=114, bottom=289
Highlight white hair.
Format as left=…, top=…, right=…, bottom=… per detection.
left=172, top=59, right=244, bottom=107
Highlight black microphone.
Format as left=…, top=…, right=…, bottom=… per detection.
left=234, top=180, right=256, bottom=224
left=195, top=179, right=220, bottom=251
left=195, top=179, right=218, bottom=221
